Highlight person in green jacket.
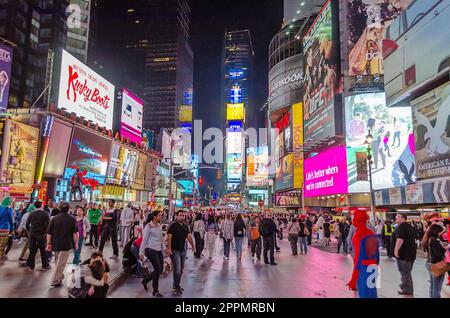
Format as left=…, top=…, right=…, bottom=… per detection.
left=87, top=203, right=103, bottom=248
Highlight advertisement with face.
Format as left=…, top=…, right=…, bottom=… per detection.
left=57, top=50, right=115, bottom=130
left=412, top=82, right=450, bottom=180
left=0, top=44, right=13, bottom=111
left=66, top=127, right=112, bottom=185
left=303, top=0, right=340, bottom=147
left=275, top=194, right=301, bottom=207
left=120, top=88, right=143, bottom=144
left=246, top=146, right=269, bottom=187
left=345, top=93, right=415, bottom=192
left=304, top=146, right=348, bottom=197
left=347, top=93, right=416, bottom=189
left=276, top=153, right=294, bottom=191
left=347, top=0, right=412, bottom=92
left=284, top=122, right=293, bottom=154
left=0, top=120, right=38, bottom=192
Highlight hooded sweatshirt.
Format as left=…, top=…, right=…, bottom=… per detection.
left=0, top=197, right=14, bottom=231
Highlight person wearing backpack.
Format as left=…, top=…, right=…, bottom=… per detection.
left=249, top=216, right=262, bottom=261
left=0, top=197, right=14, bottom=264
left=287, top=218, right=300, bottom=255
left=299, top=216, right=310, bottom=254
left=233, top=214, right=246, bottom=260
left=260, top=215, right=277, bottom=265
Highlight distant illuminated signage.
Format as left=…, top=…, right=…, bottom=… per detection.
left=229, top=85, right=242, bottom=104
left=228, top=121, right=242, bottom=132
left=226, top=103, right=244, bottom=121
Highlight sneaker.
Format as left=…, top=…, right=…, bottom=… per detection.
left=152, top=292, right=164, bottom=297
left=172, top=288, right=182, bottom=295
left=109, top=255, right=119, bottom=260
left=270, top=262, right=278, bottom=266
left=41, top=266, right=51, bottom=271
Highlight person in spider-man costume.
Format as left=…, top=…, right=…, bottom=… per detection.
left=347, top=210, right=380, bottom=298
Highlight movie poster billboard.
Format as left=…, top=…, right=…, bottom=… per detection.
left=57, top=50, right=115, bottom=130
left=303, top=0, right=341, bottom=147
left=412, top=82, right=450, bottom=180
left=276, top=153, right=294, bottom=191
left=246, top=146, right=269, bottom=187
left=0, top=44, right=13, bottom=111
left=65, top=127, right=112, bottom=185
left=275, top=194, right=301, bottom=207
left=347, top=0, right=412, bottom=93
left=133, top=153, right=146, bottom=190
left=292, top=103, right=304, bottom=189
left=345, top=92, right=415, bottom=192
left=0, top=120, right=39, bottom=193
left=120, top=88, right=143, bottom=144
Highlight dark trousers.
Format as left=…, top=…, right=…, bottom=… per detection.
left=90, top=224, right=99, bottom=246
left=288, top=234, right=299, bottom=255
left=27, top=236, right=49, bottom=269
left=307, top=228, right=312, bottom=245
left=337, top=235, right=343, bottom=252
left=223, top=239, right=231, bottom=257
left=263, top=236, right=275, bottom=264
left=274, top=233, right=280, bottom=250
left=5, top=235, right=13, bottom=255
left=397, top=259, right=414, bottom=294
left=142, top=248, right=164, bottom=292
left=193, top=232, right=204, bottom=258
left=250, top=237, right=262, bottom=258
left=99, top=225, right=119, bottom=256
left=384, top=237, right=393, bottom=257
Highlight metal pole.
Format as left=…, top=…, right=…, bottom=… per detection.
left=168, top=159, right=173, bottom=222
left=368, top=144, right=376, bottom=226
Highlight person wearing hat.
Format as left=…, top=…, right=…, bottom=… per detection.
left=120, top=203, right=134, bottom=248
left=17, top=204, right=36, bottom=261
left=0, top=197, right=14, bottom=263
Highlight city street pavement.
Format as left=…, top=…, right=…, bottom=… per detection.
left=110, top=237, right=450, bottom=299
left=0, top=239, right=123, bottom=298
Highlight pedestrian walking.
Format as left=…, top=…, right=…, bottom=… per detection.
left=120, top=203, right=134, bottom=247
left=167, top=210, right=195, bottom=296
left=140, top=210, right=165, bottom=297
left=306, top=215, right=313, bottom=245
left=192, top=212, right=205, bottom=258
left=287, top=218, right=300, bottom=255
left=393, top=214, right=417, bottom=296
left=98, top=200, right=119, bottom=259
left=220, top=214, right=234, bottom=260
left=260, top=215, right=277, bottom=265
left=233, top=214, right=246, bottom=260
left=249, top=216, right=262, bottom=261
left=22, top=201, right=50, bottom=271
left=47, top=202, right=79, bottom=287
left=0, top=197, right=14, bottom=264
left=73, top=207, right=90, bottom=265
left=87, top=203, right=102, bottom=248
left=205, top=214, right=217, bottom=260
left=299, top=216, right=310, bottom=254
left=17, top=204, right=36, bottom=261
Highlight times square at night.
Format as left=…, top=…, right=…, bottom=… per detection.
left=0, top=0, right=449, bottom=309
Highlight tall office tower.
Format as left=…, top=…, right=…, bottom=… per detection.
left=66, top=0, right=91, bottom=62
left=122, top=0, right=194, bottom=133
left=222, top=29, right=253, bottom=195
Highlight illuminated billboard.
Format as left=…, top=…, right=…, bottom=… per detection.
left=0, top=44, right=13, bottom=111
left=345, top=92, right=415, bottom=192
left=226, top=103, right=245, bottom=121
left=292, top=102, right=304, bottom=189
left=179, top=105, right=193, bottom=122
left=57, top=50, right=115, bottom=130
left=227, top=131, right=242, bottom=154
left=246, top=146, right=269, bottom=187
left=276, top=153, right=294, bottom=191
left=120, top=88, right=143, bottom=144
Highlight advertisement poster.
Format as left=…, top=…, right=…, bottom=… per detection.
left=304, top=146, right=348, bottom=197
left=347, top=0, right=412, bottom=92
left=134, top=153, right=146, bottom=190
left=66, top=127, right=112, bottom=185
left=284, top=123, right=293, bottom=154
left=178, top=180, right=194, bottom=194
left=412, top=82, right=450, bottom=180
left=356, top=151, right=368, bottom=181
left=120, top=88, right=143, bottom=144
left=228, top=161, right=242, bottom=181
left=226, top=103, right=244, bottom=121
left=405, top=184, right=423, bottom=205
left=276, top=153, right=294, bottom=191
left=303, top=0, right=339, bottom=147
left=227, top=131, right=242, bottom=154
left=246, top=146, right=269, bottom=187
left=275, top=194, right=300, bottom=207
left=292, top=103, right=304, bottom=188
left=389, top=187, right=402, bottom=205
left=278, top=130, right=285, bottom=159
left=0, top=120, right=38, bottom=192
left=57, top=50, right=115, bottom=130
left=346, top=93, right=415, bottom=192
left=0, top=44, right=13, bottom=111
left=227, top=182, right=241, bottom=194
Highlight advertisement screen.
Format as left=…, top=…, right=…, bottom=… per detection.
left=346, top=93, right=415, bottom=192
left=275, top=194, right=301, bottom=207
left=0, top=120, right=39, bottom=193
left=303, top=0, right=339, bottom=147
left=0, top=44, right=13, bottom=111
left=134, top=153, right=146, bottom=190
left=246, top=146, right=269, bottom=187
left=292, top=103, right=304, bottom=188
left=120, top=88, right=143, bottom=144
left=179, top=180, right=194, bottom=194
left=347, top=0, right=412, bottom=92
left=43, top=120, right=73, bottom=177
left=277, top=130, right=285, bottom=159
left=228, top=161, right=242, bottom=181
left=57, top=50, right=115, bottom=130
left=412, top=82, right=450, bottom=180
left=284, top=123, right=293, bottom=154
left=65, top=127, right=112, bottom=185
left=227, top=182, right=241, bottom=193
left=227, top=131, right=242, bottom=154
left=276, top=153, right=294, bottom=191
left=304, top=146, right=348, bottom=197
left=179, top=105, right=193, bottom=122
left=226, top=103, right=244, bottom=121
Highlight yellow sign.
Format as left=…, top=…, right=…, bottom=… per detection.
left=292, top=103, right=304, bottom=189
left=226, top=103, right=244, bottom=121
left=179, top=105, right=193, bottom=122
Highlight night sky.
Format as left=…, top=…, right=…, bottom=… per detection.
left=190, top=0, right=283, bottom=191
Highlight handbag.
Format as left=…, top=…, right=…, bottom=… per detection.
left=430, top=260, right=450, bottom=278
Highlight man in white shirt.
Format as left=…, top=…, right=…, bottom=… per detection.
left=120, top=203, right=134, bottom=247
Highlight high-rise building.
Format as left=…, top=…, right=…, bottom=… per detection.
left=66, top=0, right=91, bottom=63
left=121, top=0, right=194, bottom=133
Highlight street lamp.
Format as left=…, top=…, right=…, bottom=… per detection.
left=365, top=131, right=376, bottom=226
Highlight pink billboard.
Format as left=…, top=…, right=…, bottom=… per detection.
left=120, top=88, right=143, bottom=144
left=304, top=145, right=348, bottom=197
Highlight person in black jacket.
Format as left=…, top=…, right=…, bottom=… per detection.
left=99, top=200, right=119, bottom=259
left=22, top=201, right=51, bottom=271
left=424, top=223, right=447, bottom=298
left=306, top=215, right=313, bottom=245
left=233, top=214, right=246, bottom=259
left=259, top=216, right=277, bottom=265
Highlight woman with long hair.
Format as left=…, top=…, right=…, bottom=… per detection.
left=205, top=214, right=217, bottom=260
left=220, top=214, right=234, bottom=261
left=73, top=207, right=91, bottom=265
left=423, top=223, right=447, bottom=298
left=192, top=212, right=205, bottom=258
left=233, top=214, right=246, bottom=260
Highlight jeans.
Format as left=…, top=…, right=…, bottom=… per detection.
left=223, top=239, right=231, bottom=258
left=89, top=224, right=99, bottom=247
left=250, top=237, right=262, bottom=259
left=193, top=231, right=204, bottom=257
left=426, top=261, right=445, bottom=298
left=234, top=236, right=244, bottom=258
left=99, top=225, right=119, bottom=256
left=27, top=236, right=49, bottom=269
left=263, top=236, right=275, bottom=264
left=143, top=248, right=164, bottom=292
left=299, top=236, right=308, bottom=254
left=397, top=259, right=414, bottom=294
left=288, top=233, right=298, bottom=255
left=130, top=245, right=143, bottom=276
left=170, top=250, right=186, bottom=289
left=72, top=237, right=84, bottom=265
left=337, top=235, right=343, bottom=253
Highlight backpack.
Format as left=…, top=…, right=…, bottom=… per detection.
left=250, top=226, right=260, bottom=241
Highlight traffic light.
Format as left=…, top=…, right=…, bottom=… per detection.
left=198, top=176, right=204, bottom=186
